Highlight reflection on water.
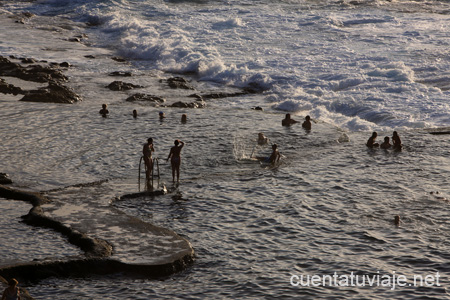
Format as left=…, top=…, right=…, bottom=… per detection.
left=4, top=102, right=449, bottom=299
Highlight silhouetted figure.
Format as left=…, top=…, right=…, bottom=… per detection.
left=2, top=278, right=20, bottom=300
left=167, top=140, right=185, bottom=182
left=394, top=215, right=401, bottom=226
left=99, top=104, right=109, bottom=117
left=302, top=115, right=312, bottom=130
left=282, top=113, right=298, bottom=126
left=380, top=136, right=392, bottom=149
left=392, top=131, right=402, bottom=151
left=143, top=138, right=155, bottom=180
left=366, top=132, right=379, bottom=148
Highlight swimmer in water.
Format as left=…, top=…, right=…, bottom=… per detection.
left=167, top=139, right=185, bottom=182
left=159, top=111, right=165, bottom=120
left=268, top=144, right=281, bottom=163
left=380, top=136, right=392, bottom=149
left=282, top=113, right=298, bottom=126
left=99, top=104, right=109, bottom=117
left=181, top=114, right=187, bottom=123
left=392, top=131, right=402, bottom=151
left=257, top=133, right=269, bottom=145
left=133, top=109, right=137, bottom=119
left=394, top=215, right=401, bottom=226
left=302, top=115, right=312, bottom=130
left=366, top=132, right=379, bottom=148
left=142, top=138, right=155, bottom=180
left=256, top=144, right=281, bottom=164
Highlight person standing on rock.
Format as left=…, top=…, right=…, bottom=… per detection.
left=143, top=138, right=155, bottom=181
left=167, top=140, right=185, bottom=182
left=1, top=278, right=20, bottom=300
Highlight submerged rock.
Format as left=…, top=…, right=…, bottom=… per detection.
left=125, top=93, right=165, bottom=103
left=200, top=91, right=249, bottom=99
left=109, top=71, right=132, bottom=77
left=111, top=57, right=127, bottom=62
left=165, top=77, right=194, bottom=90
left=107, top=81, right=143, bottom=91
left=169, top=100, right=205, bottom=108
left=20, top=82, right=81, bottom=104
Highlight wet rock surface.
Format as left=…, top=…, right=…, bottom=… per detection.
left=107, top=81, right=143, bottom=91
left=20, top=82, right=81, bottom=104
left=169, top=100, right=206, bottom=108
left=164, top=77, right=194, bottom=90
left=0, top=56, right=67, bottom=83
left=0, top=180, right=194, bottom=283
left=0, top=55, right=81, bottom=103
left=109, top=71, right=132, bottom=77
left=125, top=93, right=165, bottom=103
left=0, top=173, right=13, bottom=184
left=0, top=79, right=23, bottom=96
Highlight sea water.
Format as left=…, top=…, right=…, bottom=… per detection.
left=0, top=0, right=449, bottom=299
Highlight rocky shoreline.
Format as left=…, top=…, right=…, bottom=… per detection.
left=0, top=180, right=194, bottom=287
left=0, top=10, right=263, bottom=298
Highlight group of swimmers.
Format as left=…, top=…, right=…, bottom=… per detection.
left=366, top=131, right=402, bottom=151
left=281, top=113, right=312, bottom=130
left=99, top=103, right=188, bottom=123
left=99, top=104, right=188, bottom=182
left=252, top=114, right=313, bottom=164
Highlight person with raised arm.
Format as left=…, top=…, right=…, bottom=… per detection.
left=167, top=140, right=185, bottom=182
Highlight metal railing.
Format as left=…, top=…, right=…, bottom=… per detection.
left=138, top=156, right=160, bottom=191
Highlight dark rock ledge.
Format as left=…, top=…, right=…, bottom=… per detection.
left=0, top=184, right=194, bottom=284
left=0, top=55, right=81, bottom=104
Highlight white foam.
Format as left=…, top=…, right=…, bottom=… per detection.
left=2, top=0, right=450, bottom=131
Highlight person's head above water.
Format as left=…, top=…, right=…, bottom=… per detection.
left=272, top=144, right=278, bottom=150
left=305, top=115, right=310, bottom=120
left=372, top=132, right=377, bottom=138
left=285, top=114, right=291, bottom=119
left=384, top=136, right=389, bottom=142
left=394, top=215, right=401, bottom=226
left=102, top=104, right=107, bottom=109
left=147, top=137, right=153, bottom=144
left=174, top=139, right=179, bottom=146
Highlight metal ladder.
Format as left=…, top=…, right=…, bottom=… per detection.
left=138, top=156, right=160, bottom=191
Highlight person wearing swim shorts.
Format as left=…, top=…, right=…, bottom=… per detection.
left=143, top=138, right=155, bottom=180
left=167, top=139, right=185, bottom=182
